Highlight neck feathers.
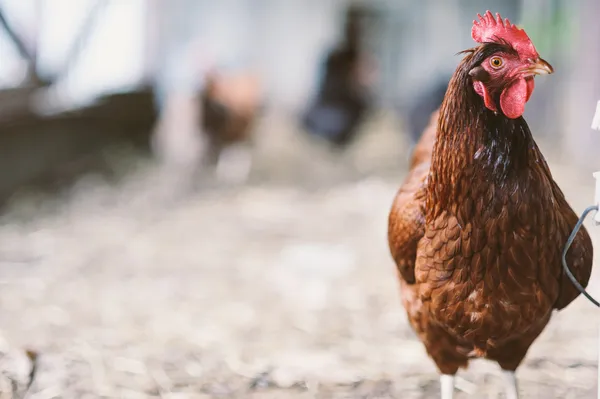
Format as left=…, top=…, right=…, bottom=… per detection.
left=428, top=50, right=535, bottom=214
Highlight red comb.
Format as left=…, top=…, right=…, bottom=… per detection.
left=471, top=11, right=537, bottom=59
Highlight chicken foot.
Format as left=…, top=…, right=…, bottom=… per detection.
left=501, top=369, right=519, bottom=399
left=440, top=374, right=455, bottom=399
left=215, top=142, right=252, bottom=184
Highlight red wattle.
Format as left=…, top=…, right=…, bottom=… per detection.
left=525, top=77, right=535, bottom=102
left=500, top=78, right=528, bottom=119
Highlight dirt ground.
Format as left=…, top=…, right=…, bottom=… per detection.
left=0, top=111, right=598, bottom=398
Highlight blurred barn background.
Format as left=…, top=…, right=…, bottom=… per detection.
left=0, top=0, right=598, bottom=398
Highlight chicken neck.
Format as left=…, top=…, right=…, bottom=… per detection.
left=427, top=52, right=539, bottom=216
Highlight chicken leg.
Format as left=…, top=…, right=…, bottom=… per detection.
left=501, top=370, right=519, bottom=399
left=440, top=374, right=455, bottom=399
left=215, top=142, right=252, bottom=184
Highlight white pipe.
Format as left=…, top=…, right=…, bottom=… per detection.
left=590, top=100, right=600, bottom=399
left=594, top=171, right=600, bottom=225
left=597, top=326, right=600, bottom=399
left=592, top=100, right=600, bottom=131
left=591, top=101, right=600, bottom=225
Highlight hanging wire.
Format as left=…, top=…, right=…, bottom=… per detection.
left=562, top=204, right=600, bottom=307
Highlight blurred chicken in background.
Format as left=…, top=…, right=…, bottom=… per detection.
left=301, top=4, right=376, bottom=149
left=200, top=69, right=262, bottom=184
left=148, top=0, right=265, bottom=186
left=151, top=2, right=263, bottom=186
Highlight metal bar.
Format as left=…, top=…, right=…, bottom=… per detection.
left=50, top=0, right=108, bottom=83
left=589, top=98, right=600, bottom=399
left=0, top=4, right=35, bottom=64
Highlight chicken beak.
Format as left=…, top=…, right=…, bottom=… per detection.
left=526, top=58, right=554, bottom=76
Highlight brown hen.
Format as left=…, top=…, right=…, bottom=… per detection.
left=388, top=11, right=593, bottom=399
left=200, top=70, right=261, bottom=182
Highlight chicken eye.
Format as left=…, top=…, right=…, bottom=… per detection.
left=490, top=57, right=504, bottom=69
